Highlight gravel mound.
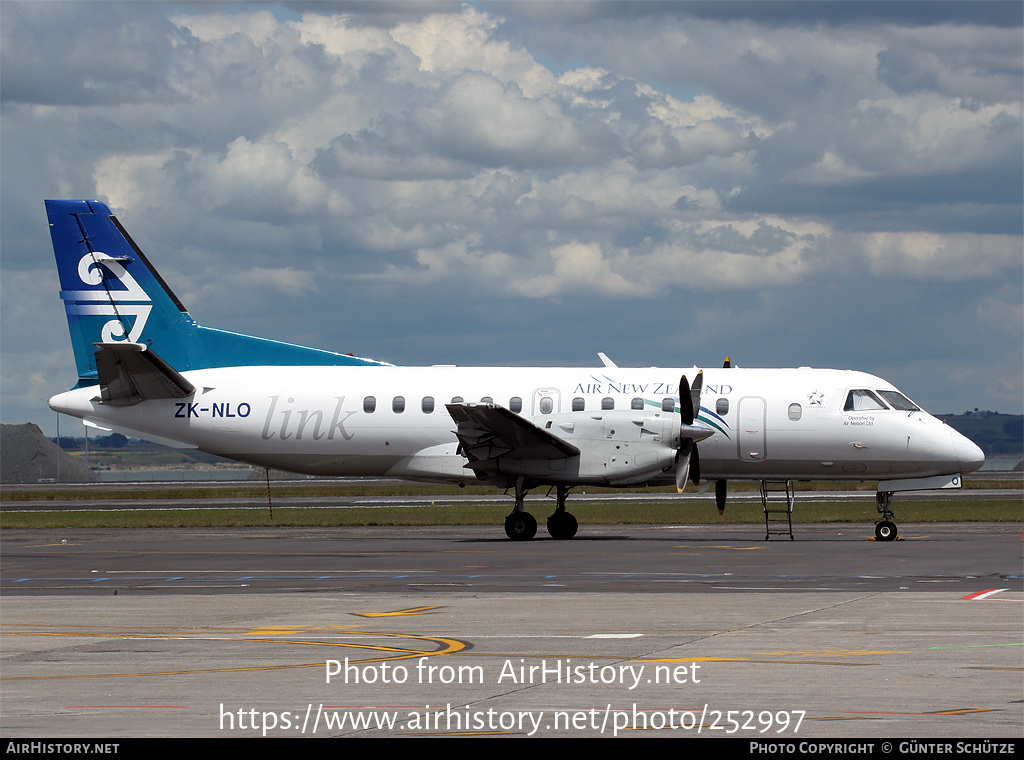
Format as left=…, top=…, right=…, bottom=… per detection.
left=1, top=423, right=96, bottom=483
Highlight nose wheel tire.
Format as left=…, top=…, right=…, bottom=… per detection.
left=505, top=512, right=537, bottom=540
left=874, top=520, right=898, bottom=541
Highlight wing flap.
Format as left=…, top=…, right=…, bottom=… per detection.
left=446, top=403, right=580, bottom=464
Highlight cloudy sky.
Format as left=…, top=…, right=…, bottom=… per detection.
left=2, top=1, right=1021, bottom=436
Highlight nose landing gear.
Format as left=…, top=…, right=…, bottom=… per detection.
left=874, top=491, right=899, bottom=541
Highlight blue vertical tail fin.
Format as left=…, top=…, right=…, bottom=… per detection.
left=46, top=199, right=386, bottom=387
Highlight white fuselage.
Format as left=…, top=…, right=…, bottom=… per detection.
left=49, top=364, right=984, bottom=486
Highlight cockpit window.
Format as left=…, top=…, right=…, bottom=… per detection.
left=877, top=390, right=920, bottom=411
left=844, top=389, right=888, bottom=411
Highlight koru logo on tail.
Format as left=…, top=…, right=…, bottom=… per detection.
left=64, top=252, right=152, bottom=343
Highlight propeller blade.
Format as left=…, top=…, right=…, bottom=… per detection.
left=690, top=370, right=703, bottom=422
left=678, top=374, right=693, bottom=425
left=675, top=439, right=692, bottom=492
left=676, top=372, right=706, bottom=490
left=723, top=357, right=732, bottom=368
left=715, top=479, right=727, bottom=514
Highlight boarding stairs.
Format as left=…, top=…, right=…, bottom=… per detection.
left=760, top=480, right=795, bottom=540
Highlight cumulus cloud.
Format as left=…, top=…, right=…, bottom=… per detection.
left=392, top=6, right=555, bottom=95
left=861, top=231, right=1023, bottom=281
left=511, top=242, right=650, bottom=298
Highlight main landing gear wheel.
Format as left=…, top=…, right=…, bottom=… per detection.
left=505, top=511, right=537, bottom=541
left=547, top=511, right=578, bottom=540
left=875, top=520, right=898, bottom=542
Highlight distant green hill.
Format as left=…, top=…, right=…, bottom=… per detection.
left=937, top=411, right=1023, bottom=457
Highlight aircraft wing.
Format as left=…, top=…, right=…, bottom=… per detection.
left=446, top=403, right=580, bottom=464
left=93, top=342, right=195, bottom=405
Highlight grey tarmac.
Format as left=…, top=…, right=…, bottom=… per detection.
left=1, top=523, right=1021, bottom=738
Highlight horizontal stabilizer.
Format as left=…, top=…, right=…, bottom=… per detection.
left=94, top=342, right=195, bottom=405
left=446, top=403, right=580, bottom=464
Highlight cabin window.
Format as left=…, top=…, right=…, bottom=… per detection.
left=844, top=389, right=887, bottom=412
left=539, top=397, right=554, bottom=414
left=662, top=398, right=675, bottom=412
left=788, top=403, right=802, bottom=421
left=481, top=396, right=493, bottom=404
left=451, top=396, right=464, bottom=404
left=421, top=396, right=435, bottom=413
left=363, top=396, right=376, bottom=413
left=601, top=397, right=614, bottom=410
left=509, top=397, right=523, bottom=413
left=716, top=398, right=729, bottom=415
left=572, top=397, right=585, bottom=411
left=392, top=396, right=406, bottom=413
left=631, top=397, right=644, bottom=410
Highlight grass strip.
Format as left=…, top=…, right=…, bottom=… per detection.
left=1, top=498, right=1019, bottom=529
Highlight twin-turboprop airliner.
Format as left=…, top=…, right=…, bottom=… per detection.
left=44, top=200, right=985, bottom=541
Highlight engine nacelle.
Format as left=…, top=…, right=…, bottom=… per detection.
left=523, top=409, right=680, bottom=485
